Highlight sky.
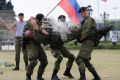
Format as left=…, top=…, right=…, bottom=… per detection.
left=8, top=0, right=120, bottom=21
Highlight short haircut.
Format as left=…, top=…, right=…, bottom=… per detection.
left=78, top=7, right=87, bottom=13
left=35, top=13, right=44, bottom=22
left=58, top=15, right=66, bottom=19
left=18, top=13, right=24, bottom=16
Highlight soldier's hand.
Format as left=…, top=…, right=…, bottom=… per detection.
left=42, top=29, right=49, bottom=35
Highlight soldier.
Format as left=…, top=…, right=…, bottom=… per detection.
left=75, top=7, right=101, bottom=80
left=0, top=13, right=28, bottom=71
left=32, top=15, right=75, bottom=80
left=23, top=13, right=48, bottom=80
left=49, top=15, right=75, bottom=80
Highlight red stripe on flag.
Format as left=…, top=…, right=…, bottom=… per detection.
left=59, top=0, right=80, bottom=25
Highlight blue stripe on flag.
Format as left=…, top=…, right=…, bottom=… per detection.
left=68, top=0, right=83, bottom=22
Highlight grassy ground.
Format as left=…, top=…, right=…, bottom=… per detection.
left=0, top=49, right=120, bottom=80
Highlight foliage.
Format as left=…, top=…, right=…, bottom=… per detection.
left=43, top=40, right=120, bottom=50
left=64, top=41, right=120, bottom=49
left=95, top=41, right=120, bottom=49
left=107, top=19, right=120, bottom=30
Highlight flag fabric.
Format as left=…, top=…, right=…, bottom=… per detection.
left=59, top=0, right=83, bottom=25
left=102, top=0, right=107, bottom=2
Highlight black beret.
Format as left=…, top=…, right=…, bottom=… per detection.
left=18, top=13, right=24, bottom=16
left=58, top=15, right=66, bottom=19
left=78, top=7, right=87, bottom=13
left=36, top=13, right=44, bottom=22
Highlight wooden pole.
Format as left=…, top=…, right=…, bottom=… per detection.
left=45, top=0, right=62, bottom=17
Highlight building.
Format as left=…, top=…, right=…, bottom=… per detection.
left=0, top=0, right=16, bottom=50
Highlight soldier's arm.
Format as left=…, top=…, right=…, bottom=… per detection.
left=9, top=21, right=17, bottom=31
left=0, top=18, right=12, bottom=31
left=30, top=19, right=45, bottom=43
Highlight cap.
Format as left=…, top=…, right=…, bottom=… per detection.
left=35, top=13, right=44, bottom=22
left=78, top=7, right=87, bottom=13
left=18, top=13, right=24, bottom=16
left=58, top=15, right=66, bottom=19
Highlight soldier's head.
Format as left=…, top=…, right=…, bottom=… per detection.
left=78, top=7, right=89, bottom=18
left=18, top=13, right=24, bottom=21
left=58, top=15, right=66, bottom=22
left=35, top=13, right=44, bottom=23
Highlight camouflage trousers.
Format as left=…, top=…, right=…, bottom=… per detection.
left=26, top=44, right=48, bottom=75
left=75, top=40, right=96, bottom=74
left=15, top=37, right=28, bottom=61
left=50, top=46, right=75, bottom=74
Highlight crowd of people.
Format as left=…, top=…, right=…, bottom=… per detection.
left=0, top=7, right=101, bottom=80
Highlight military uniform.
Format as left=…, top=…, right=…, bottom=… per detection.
left=50, top=44, right=75, bottom=80
left=33, top=26, right=75, bottom=80
left=75, top=15, right=101, bottom=80
left=14, top=37, right=28, bottom=70
left=23, top=21, right=48, bottom=80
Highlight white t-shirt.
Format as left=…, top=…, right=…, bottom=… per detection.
left=111, top=35, right=118, bottom=42
left=16, top=21, right=26, bottom=37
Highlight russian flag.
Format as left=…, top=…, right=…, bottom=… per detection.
left=59, top=0, right=83, bottom=25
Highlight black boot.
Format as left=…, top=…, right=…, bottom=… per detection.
left=51, top=68, right=60, bottom=80
left=37, top=73, right=44, bottom=80
left=37, top=75, right=44, bottom=80
left=83, top=59, right=101, bottom=80
left=26, top=74, right=31, bottom=80
left=51, top=74, right=60, bottom=80
left=12, top=61, right=19, bottom=71
left=63, top=68, right=74, bottom=78
left=91, top=71, right=101, bottom=80
left=25, top=61, right=28, bottom=70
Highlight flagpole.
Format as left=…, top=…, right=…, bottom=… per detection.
left=45, top=0, right=62, bottom=17
left=97, top=0, right=100, bottom=21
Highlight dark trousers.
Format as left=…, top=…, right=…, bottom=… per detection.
left=26, top=44, right=48, bottom=76
left=15, top=37, right=28, bottom=61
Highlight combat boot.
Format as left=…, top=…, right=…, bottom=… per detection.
left=37, top=77, right=44, bottom=80
left=51, top=75, right=60, bottom=80
left=12, top=61, right=19, bottom=71
left=26, top=74, right=31, bottom=80
left=91, top=70, right=101, bottom=80
left=51, top=69, right=60, bottom=80
left=37, top=74, right=44, bottom=80
left=63, top=68, right=74, bottom=78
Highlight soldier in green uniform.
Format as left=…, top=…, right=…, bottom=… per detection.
left=23, top=14, right=48, bottom=80
left=50, top=44, right=75, bottom=80
left=50, top=15, right=75, bottom=80
left=32, top=15, right=75, bottom=80
left=75, top=7, right=101, bottom=80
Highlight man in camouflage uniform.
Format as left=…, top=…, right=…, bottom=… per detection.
left=50, top=15, right=75, bottom=80
left=50, top=44, right=75, bottom=80
left=23, top=14, right=48, bottom=80
left=75, top=7, right=101, bottom=80
left=32, top=15, right=75, bottom=80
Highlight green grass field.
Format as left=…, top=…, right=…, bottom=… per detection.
left=0, top=49, right=120, bottom=80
